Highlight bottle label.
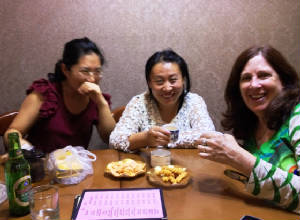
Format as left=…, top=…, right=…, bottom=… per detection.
left=13, top=175, right=31, bottom=206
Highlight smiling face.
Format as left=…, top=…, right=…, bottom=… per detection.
left=239, top=54, right=283, bottom=118
left=63, top=52, right=102, bottom=92
left=148, top=62, right=184, bottom=109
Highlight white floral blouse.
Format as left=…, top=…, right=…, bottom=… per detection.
left=109, top=92, right=215, bottom=152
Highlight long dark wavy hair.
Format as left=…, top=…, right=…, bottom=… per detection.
left=48, top=37, right=105, bottom=82
left=145, top=49, right=191, bottom=112
left=222, top=45, right=300, bottom=140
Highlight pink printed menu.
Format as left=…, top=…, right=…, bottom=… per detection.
left=73, top=188, right=167, bottom=220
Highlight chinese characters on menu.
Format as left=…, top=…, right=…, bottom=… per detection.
left=76, top=189, right=164, bottom=220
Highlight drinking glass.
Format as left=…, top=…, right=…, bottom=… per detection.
left=29, top=185, right=59, bottom=220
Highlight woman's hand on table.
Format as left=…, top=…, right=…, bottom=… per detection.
left=195, top=132, right=256, bottom=176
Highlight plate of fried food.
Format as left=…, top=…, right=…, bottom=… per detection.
left=105, top=158, right=146, bottom=178
left=147, top=165, right=190, bottom=188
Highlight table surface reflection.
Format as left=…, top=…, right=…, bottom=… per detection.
left=0, top=149, right=298, bottom=220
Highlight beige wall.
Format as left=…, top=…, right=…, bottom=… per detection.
left=1, top=0, right=299, bottom=149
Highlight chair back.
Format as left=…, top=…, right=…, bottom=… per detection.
left=0, top=111, right=18, bottom=136
left=112, top=106, right=125, bottom=123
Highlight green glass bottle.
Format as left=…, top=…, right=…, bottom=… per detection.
left=5, top=132, right=32, bottom=216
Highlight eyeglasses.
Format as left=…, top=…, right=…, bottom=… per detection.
left=78, top=68, right=103, bottom=77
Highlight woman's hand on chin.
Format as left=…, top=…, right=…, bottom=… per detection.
left=78, top=82, right=107, bottom=106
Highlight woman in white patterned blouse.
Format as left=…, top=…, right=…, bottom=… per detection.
left=110, top=49, right=215, bottom=152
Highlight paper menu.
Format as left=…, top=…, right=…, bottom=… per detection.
left=74, top=188, right=166, bottom=220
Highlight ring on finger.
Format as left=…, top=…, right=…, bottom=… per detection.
left=202, top=139, right=207, bottom=146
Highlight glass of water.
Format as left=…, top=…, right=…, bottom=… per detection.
left=29, top=185, right=59, bottom=220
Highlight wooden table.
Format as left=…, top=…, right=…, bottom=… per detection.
left=0, top=149, right=298, bottom=220
left=0, top=149, right=120, bottom=220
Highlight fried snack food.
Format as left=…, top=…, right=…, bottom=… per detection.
left=54, top=149, right=83, bottom=178
left=154, top=165, right=188, bottom=184
left=54, top=150, right=82, bottom=170
left=105, top=158, right=146, bottom=177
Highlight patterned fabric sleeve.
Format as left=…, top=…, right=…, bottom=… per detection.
left=289, top=104, right=300, bottom=175
left=246, top=157, right=300, bottom=214
left=109, top=95, right=145, bottom=152
left=168, top=94, right=215, bottom=148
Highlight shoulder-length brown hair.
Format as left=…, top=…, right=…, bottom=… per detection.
left=222, top=45, right=300, bottom=140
